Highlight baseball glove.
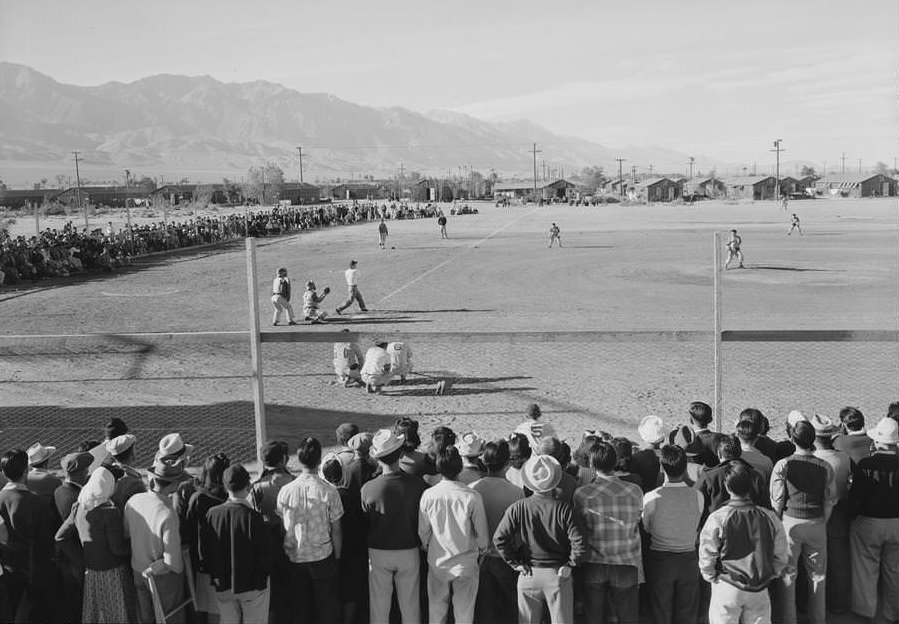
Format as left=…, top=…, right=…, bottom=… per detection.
left=323, top=287, right=331, bottom=295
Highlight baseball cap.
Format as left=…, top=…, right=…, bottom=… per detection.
left=223, top=465, right=250, bottom=492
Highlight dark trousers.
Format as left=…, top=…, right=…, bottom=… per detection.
left=3, top=566, right=56, bottom=624
left=826, top=501, right=851, bottom=614
left=582, top=562, right=639, bottom=624
left=475, top=555, right=518, bottom=624
left=288, top=556, right=338, bottom=624
left=644, top=550, right=700, bottom=624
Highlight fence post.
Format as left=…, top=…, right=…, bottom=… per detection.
left=246, top=238, right=267, bottom=465
left=713, top=231, right=723, bottom=431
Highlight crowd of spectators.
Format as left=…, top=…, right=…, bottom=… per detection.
left=0, top=201, right=443, bottom=288
left=4, top=401, right=899, bottom=624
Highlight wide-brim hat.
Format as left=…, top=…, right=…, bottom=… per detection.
left=868, top=418, right=899, bottom=446
left=638, top=415, right=666, bottom=445
left=106, top=434, right=136, bottom=456
left=810, top=413, right=839, bottom=437
left=458, top=432, right=486, bottom=458
left=157, top=433, right=195, bottom=459
left=787, top=410, right=808, bottom=427
left=668, top=425, right=702, bottom=455
left=521, top=454, right=562, bottom=494
left=27, top=443, right=57, bottom=466
left=371, top=429, right=405, bottom=459
left=147, top=459, right=187, bottom=482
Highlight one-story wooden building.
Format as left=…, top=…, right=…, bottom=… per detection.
left=55, top=185, right=154, bottom=208
left=0, top=188, right=61, bottom=210
left=330, top=182, right=390, bottom=201
left=777, top=175, right=799, bottom=196
left=150, top=184, right=227, bottom=205
left=280, top=182, right=322, bottom=205
left=493, top=179, right=575, bottom=202
left=683, top=177, right=726, bottom=199
left=814, top=173, right=897, bottom=198
left=632, top=177, right=682, bottom=202
left=723, top=175, right=777, bottom=200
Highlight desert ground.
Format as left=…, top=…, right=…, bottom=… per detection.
left=1, top=197, right=897, bottom=466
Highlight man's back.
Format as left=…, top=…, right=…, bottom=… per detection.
left=362, top=471, right=427, bottom=550
left=203, top=500, right=271, bottom=594
left=124, top=491, right=182, bottom=573
left=418, top=479, right=488, bottom=573
left=574, top=475, right=643, bottom=566
left=0, top=486, right=54, bottom=572
left=833, top=432, right=872, bottom=465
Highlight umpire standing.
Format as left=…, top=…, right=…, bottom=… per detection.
left=271, top=267, right=299, bottom=326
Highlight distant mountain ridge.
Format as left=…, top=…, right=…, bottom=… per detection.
left=0, top=62, right=735, bottom=184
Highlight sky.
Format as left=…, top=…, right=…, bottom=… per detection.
left=1, top=0, right=897, bottom=167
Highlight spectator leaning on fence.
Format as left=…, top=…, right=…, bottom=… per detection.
left=834, top=406, right=872, bottom=464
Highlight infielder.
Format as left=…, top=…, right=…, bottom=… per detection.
left=302, top=280, right=330, bottom=323
left=271, top=267, right=299, bottom=326
left=549, top=223, right=562, bottom=248
left=724, top=229, right=745, bottom=269
left=378, top=218, right=389, bottom=250
left=333, top=328, right=365, bottom=387
left=335, top=259, right=368, bottom=314
left=361, top=340, right=394, bottom=393
left=787, top=213, right=803, bottom=236
left=387, top=341, right=413, bottom=382
left=437, top=213, right=448, bottom=239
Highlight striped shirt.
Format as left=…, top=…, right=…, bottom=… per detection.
left=573, top=474, right=643, bottom=578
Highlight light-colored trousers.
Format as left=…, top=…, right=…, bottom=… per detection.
left=708, top=580, right=770, bottom=624
left=850, top=515, right=899, bottom=620
left=518, top=566, right=573, bottom=624
left=771, top=515, right=826, bottom=624
left=427, top=564, right=478, bottom=624
left=271, top=295, right=295, bottom=324
left=215, top=586, right=270, bottom=624
left=368, top=548, right=420, bottom=624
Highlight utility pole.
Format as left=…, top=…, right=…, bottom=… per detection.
left=821, top=162, right=826, bottom=178
left=771, top=139, right=784, bottom=201
left=649, top=164, right=653, bottom=177
left=631, top=165, right=637, bottom=182
left=295, top=147, right=304, bottom=183
left=72, top=150, right=86, bottom=230
left=858, top=158, right=862, bottom=173
left=840, top=152, right=847, bottom=174
left=531, top=143, right=542, bottom=202
left=541, top=159, right=547, bottom=181
left=687, top=156, right=695, bottom=180
left=616, top=158, right=626, bottom=196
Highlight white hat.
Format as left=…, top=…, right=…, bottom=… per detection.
left=105, top=434, right=136, bottom=456
left=810, top=414, right=839, bottom=437
left=521, top=454, right=562, bottom=494
left=371, top=429, right=405, bottom=459
left=27, top=443, right=57, bottom=466
left=457, top=432, right=486, bottom=458
left=868, top=418, right=899, bottom=446
left=787, top=410, right=808, bottom=427
left=638, top=415, right=666, bottom=445
left=157, top=433, right=195, bottom=459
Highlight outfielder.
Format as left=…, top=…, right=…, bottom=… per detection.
left=549, top=222, right=562, bottom=248
left=387, top=341, right=413, bottom=382
left=333, top=328, right=365, bottom=387
left=271, top=267, right=299, bottom=326
left=724, top=229, right=745, bottom=269
left=302, top=280, right=330, bottom=323
left=335, top=259, right=368, bottom=315
left=378, top=218, right=389, bottom=250
left=437, top=213, right=448, bottom=239
left=787, top=213, right=803, bottom=236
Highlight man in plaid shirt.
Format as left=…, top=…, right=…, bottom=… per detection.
left=573, top=440, right=643, bottom=624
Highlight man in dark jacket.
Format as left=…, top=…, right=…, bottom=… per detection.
left=689, top=402, right=725, bottom=468
left=201, top=464, right=272, bottom=623
left=695, top=435, right=771, bottom=515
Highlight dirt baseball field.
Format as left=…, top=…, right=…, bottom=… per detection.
left=2, top=197, right=897, bottom=466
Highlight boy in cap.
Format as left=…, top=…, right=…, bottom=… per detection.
left=26, top=442, right=62, bottom=519
left=632, top=415, right=665, bottom=493
left=106, top=434, right=147, bottom=510
left=271, top=267, right=299, bottom=326
left=495, top=454, right=584, bottom=623
left=54, top=451, right=93, bottom=520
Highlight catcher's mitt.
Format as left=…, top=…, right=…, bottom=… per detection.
left=323, top=287, right=331, bottom=295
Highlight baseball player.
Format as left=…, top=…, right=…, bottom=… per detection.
left=361, top=340, right=394, bottom=393
left=302, top=280, right=330, bottom=323
left=335, top=259, right=368, bottom=315
left=271, top=267, right=299, bottom=326
left=333, top=328, right=365, bottom=387
left=787, top=213, right=803, bottom=236
left=387, top=341, right=413, bottom=382
left=549, top=223, right=562, bottom=248
left=724, top=229, right=745, bottom=269
left=378, top=218, right=389, bottom=250
left=437, top=213, right=448, bottom=239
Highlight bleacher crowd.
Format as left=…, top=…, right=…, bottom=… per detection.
left=0, top=201, right=441, bottom=288
left=2, top=401, right=898, bottom=624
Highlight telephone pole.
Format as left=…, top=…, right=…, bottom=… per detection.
left=72, top=150, right=86, bottom=229
left=531, top=143, right=542, bottom=202
left=616, top=158, right=627, bottom=196
left=771, top=139, right=784, bottom=201
left=296, top=147, right=304, bottom=183
left=630, top=165, right=637, bottom=182
left=858, top=158, right=862, bottom=173
left=649, top=164, right=653, bottom=176
left=840, top=152, right=847, bottom=174
left=687, top=156, right=695, bottom=180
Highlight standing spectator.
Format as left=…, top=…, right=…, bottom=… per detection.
left=54, top=451, right=95, bottom=622
left=123, top=459, right=187, bottom=624
left=698, top=462, right=790, bottom=624
left=573, top=440, right=644, bottom=624
left=457, top=432, right=486, bottom=485
left=506, top=433, right=532, bottom=489
left=334, top=422, right=360, bottom=483
left=739, top=408, right=778, bottom=464
left=611, top=437, right=645, bottom=490
left=769, top=420, right=835, bottom=624
left=361, top=429, right=428, bottom=624
left=248, top=441, right=292, bottom=624
left=277, top=437, right=343, bottom=624
left=735, top=419, right=774, bottom=485
left=515, top=403, right=558, bottom=451
left=811, top=413, right=853, bottom=615
left=418, top=446, right=489, bottom=624
left=471, top=440, right=524, bottom=624
left=156, top=433, right=198, bottom=542
left=641, top=445, right=704, bottom=624
left=834, top=406, right=872, bottom=464
left=187, top=454, right=231, bottom=622
left=848, top=417, right=899, bottom=621
left=494, top=454, right=585, bottom=624
left=0, top=449, right=57, bottom=622
left=57, top=465, right=135, bottom=623
left=26, top=442, right=62, bottom=521
left=632, top=415, right=665, bottom=493
left=775, top=410, right=808, bottom=462
left=695, top=435, right=770, bottom=514
left=106, top=434, right=146, bottom=510
left=271, top=267, right=299, bottom=326
left=54, top=451, right=93, bottom=521
left=688, top=401, right=725, bottom=468
left=343, top=432, right=377, bottom=494
left=539, top=437, right=579, bottom=504
left=666, top=426, right=704, bottom=485
left=335, top=259, right=368, bottom=314
left=201, top=464, right=272, bottom=624
left=395, top=417, right=429, bottom=477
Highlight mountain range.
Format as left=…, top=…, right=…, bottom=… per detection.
left=0, top=62, right=736, bottom=186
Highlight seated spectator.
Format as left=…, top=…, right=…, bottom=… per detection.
left=515, top=403, right=558, bottom=451
left=834, top=406, right=871, bottom=464
left=632, top=415, right=665, bottom=493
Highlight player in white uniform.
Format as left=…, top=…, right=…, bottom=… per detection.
left=335, top=259, right=368, bottom=314
left=514, top=403, right=558, bottom=451
left=549, top=222, right=562, bottom=248
left=361, top=341, right=394, bottom=393
left=333, top=328, right=365, bottom=387
left=387, top=342, right=413, bottom=382
left=724, top=229, right=745, bottom=269
left=302, top=280, right=330, bottom=323
left=787, top=213, right=803, bottom=236
left=271, top=267, right=299, bottom=326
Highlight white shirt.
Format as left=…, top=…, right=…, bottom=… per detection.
left=388, top=342, right=413, bottom=374
left=361, top=347, right=390, bottom=376
left=514, top=420, right=559, bottom=451
left=418, top=479, right=489, bottom=576
left=345, top=268, right=358, bottom=286
left=272, top=276, right=288, bottom=296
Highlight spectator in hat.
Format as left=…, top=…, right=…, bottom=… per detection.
left=26, top=442, right=62, bottom=522
left=394, top=417, right=428, bottom=478
left=775, top=410, right=808, bottom=462
left=201, top=464, right=272, bottom=624
left=156, top=433, right=197, bottom=541
left=667, top=426, right=705, bottom=486
left=457, top=432, right=486, bottom=485
left=123, top=458, right=187, bottom=624
left=740, top=408, right=778, bottom=464
left=642, top=444, right=705, bottom=624
left=248, top=441, right=292, bottom=623
left=834, top=406, right=871, bottom=464
left=811, top=413, right=852, bottom=615
left=495, top=454, right=585, bottom=624
left=0, top=449, right=57, bottom=622
left=334, top=423, right=360, bottom=483
left=699, top=462, right=789, bottom=624
left=53, top=451, right=95, bottom=621
left=277, top=437, right=343, bottom=624
left=107, top=434, right=147, bottom=510
left=505, top=433, right=532, bottom=490
left=515, top=403, right=558, bottom=451
left=471, top=440, right=524, bottom=624
left=361, top=429, right=428, bottom=624
left=632, top=415, right=665, bottom=493
left=539, top=437, right=579, bottom=504
left=418, top=446, right=489, bottom=624
left=735, top=419, right=774, bottom=485
left=688, top=401, right=725, bottom=468
left=343, top=432, right=377, bottom=494
left=848, top=417, right=899, bottom=621
left=695, top=435, right=771, bottom=514
left=187, top=453, right=231, bottom=621
left=573, top=440, right=644, bottom=624
left=55, top=451, right=93, bottom=520
left=769, top=420, right=835, bottom=624
left=361, top=340, right=393, bottom=393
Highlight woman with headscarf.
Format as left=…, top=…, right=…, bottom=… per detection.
left=56, top=465, right=135, bottom=623
left=186, top=453, right=230, bottom=622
